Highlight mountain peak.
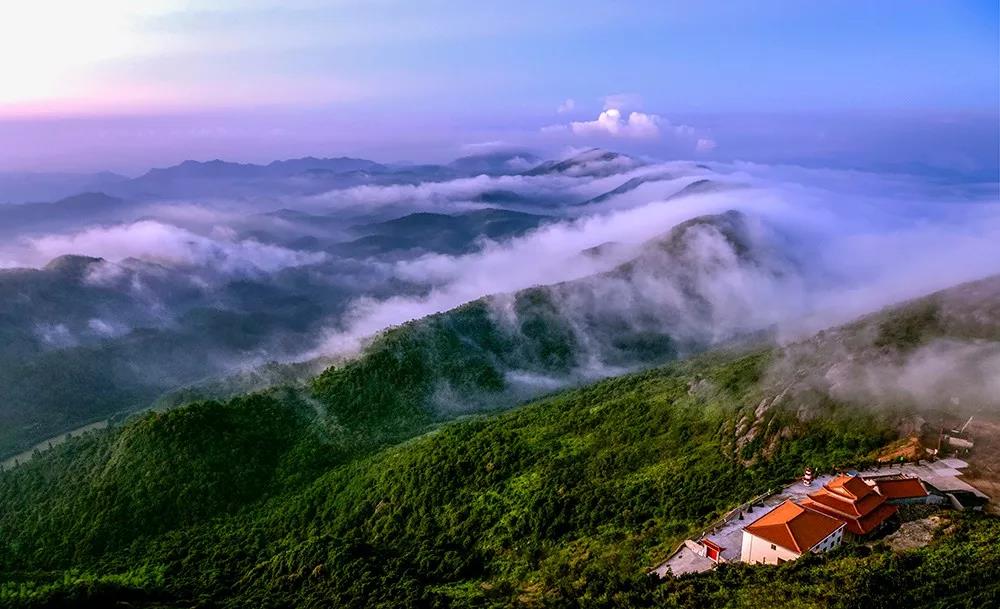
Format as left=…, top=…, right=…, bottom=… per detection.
left=648, top=209, right=753, bottom=259
left=43, top=254, right=105, bottom=276
left=523, top=148, right=643, bottom=177
left=55, top=191, right=122, bottom=205
left=448, top=150, right=541, bottom=175
left=607, top=210, right=761, bottom=281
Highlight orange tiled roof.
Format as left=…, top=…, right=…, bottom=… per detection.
left=853, top=503, right=898, bottom=535
left=804, top=488, right=886, bottom=518
left=874, top=477, right=928, bottom=500
left=744, top=500, right=844, bottom=554
left=801, top=498, right=897, bottom=535
left=826, top=474, right=877, bottom=500
left=802, top=474, right=897, bottom=535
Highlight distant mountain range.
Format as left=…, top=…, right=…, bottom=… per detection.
left=0, top=172, right=128, bottom=205
left=0, top=192, right=128, bottom=238
left=0, top=148, right=749, bottom=458
left=136, top=156, right=384, bottom=181
left=0, top=150, right=606, bottom=207
left=0, top=148, right=679, bottom=228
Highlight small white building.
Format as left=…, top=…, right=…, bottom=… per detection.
left=741, top=500, right=845, bottom=565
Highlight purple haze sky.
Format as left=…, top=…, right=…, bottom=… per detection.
left=0, top=1, right=997, bottom=176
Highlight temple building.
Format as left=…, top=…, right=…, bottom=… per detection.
left=740, top=500, right=846, bottom=565
left=871, top=476, right=930, bottom=505
left=801, top=474, right=897, bottom=537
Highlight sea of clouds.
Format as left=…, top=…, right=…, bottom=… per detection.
left=2, top=152, right=998, bottom=372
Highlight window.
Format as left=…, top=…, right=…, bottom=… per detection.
left=770, top=544, right=776, bottom=550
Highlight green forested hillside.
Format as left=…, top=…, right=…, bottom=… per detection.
left=310, top=209, right=778, bottom=427
left=1, top=277, right=997, bottom=608
left=0, top=209, right=754, bottom=459
left=0, top=350, right=876, bottom=607
left=0, top=254, right=360, bottom=459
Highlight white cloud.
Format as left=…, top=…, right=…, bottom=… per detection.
left=542, top=106, right=701, bottom=141
left=557, top=98, right=576, bottom=113
left=34, top=322, right=76, bottom=348
left=568, top=108, right=662, bottom=139
left=696, top=138, right=718, bottom=153
left=603, top=93, right=643, bottom=110
left=12, top=220, right=326, bottom=274
left=306, top=172, right=605, bottom=210
left=504, top=156, right=536, bottom=171
left=88, top=318, right=128, bottom=338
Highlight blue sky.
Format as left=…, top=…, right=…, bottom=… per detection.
left=0, top=1, right=997, bottom=174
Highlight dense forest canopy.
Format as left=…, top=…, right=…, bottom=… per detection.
left=1, top=276, right=997, bottom=608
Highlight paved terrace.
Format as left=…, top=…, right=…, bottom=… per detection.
left=856, top=458, right=988, bottom=499
left=653, top=473, right=835, bottom=577
left=653, top=543, right=714, bottom=578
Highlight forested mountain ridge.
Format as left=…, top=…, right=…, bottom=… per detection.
left=311, top=209, right=790, bottom=430
left=2, top=148, right=712, bottom=459
left=1, top=275, right=997, bottom=608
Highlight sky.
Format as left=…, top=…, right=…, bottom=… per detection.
left=0, top=0, right=997, bottom=175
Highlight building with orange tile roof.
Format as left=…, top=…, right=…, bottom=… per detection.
left=872, top=477, right=929, bottom=503
left=800, top=474, right=897, bottom=536
left=740, top=500, right=846, bottom=565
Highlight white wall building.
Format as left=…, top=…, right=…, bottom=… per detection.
left=740, top=499, right=845, bottom=565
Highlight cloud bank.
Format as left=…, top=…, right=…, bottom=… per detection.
left=310, top=160, right=1000, bottom=361
left=2, top=149, right=997, bottom=408
left=18, top=220, right=327, bottom=275
left=543, top=108, right=663, bottom=139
